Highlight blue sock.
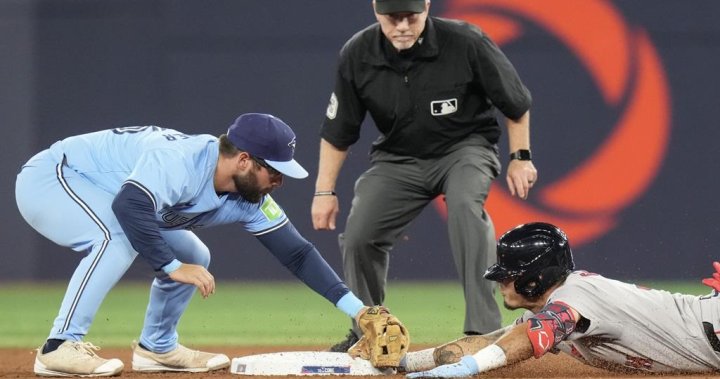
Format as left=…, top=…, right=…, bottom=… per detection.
left=42, top=339, right=65, bottom=354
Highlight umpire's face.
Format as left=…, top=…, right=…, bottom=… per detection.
left=374, top=1, right=430, bottom=51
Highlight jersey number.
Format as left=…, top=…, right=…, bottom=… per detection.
left=112, top=126, right=162, bottom=134
left=112, top=126, right=188, bottom=141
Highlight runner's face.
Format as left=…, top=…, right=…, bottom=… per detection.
left=499, top=278, right=526, bottom=310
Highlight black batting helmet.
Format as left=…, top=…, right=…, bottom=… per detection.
left=484, top=222, right=575, bottom=297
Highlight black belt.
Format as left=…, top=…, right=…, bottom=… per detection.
left=703, top=322, right=720, bottom=352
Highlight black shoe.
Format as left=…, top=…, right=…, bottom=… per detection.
left=328, top=329, right=359, bottom=352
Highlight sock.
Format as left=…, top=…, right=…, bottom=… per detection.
left=139, top=342, right=152, bottom=352
left=41, top=339, right=65, bottom=354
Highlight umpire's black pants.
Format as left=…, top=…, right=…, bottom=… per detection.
left=340, top=138, right=502, bottom=335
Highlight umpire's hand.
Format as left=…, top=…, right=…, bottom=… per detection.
left=169, top=263, right=216, bottom=298
left=506, top=160, right=538, bottom=200
left=312, top=195, right=339, bottom=230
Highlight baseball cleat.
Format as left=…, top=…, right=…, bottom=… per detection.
left=34, top=340, right=124, bottom=377
left=131, top=341, right=230, bottom=372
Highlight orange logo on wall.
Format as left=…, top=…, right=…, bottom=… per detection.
left=434, top=0, right=671, bottom=245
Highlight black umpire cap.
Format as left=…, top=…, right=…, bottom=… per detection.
left=375, top=0, right=426, bottom=14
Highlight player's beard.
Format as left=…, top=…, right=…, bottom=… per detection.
left=233, top=171, right=264, bottom=203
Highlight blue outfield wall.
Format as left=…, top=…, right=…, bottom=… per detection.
left=1, top=0, right=719, bottom=282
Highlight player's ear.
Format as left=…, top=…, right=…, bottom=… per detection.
left=236, top=151, right=251, bottom=169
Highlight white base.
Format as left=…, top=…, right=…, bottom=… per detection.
left=230, top=352, right=390, bottom=376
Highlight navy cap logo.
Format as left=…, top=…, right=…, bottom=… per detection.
left=226, top=113, right=308, bottom=179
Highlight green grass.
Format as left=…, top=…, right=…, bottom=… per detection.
left=0, top=280, right=708, bottom=348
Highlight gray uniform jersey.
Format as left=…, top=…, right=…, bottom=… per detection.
left=519, top=271, right=720, bottom=372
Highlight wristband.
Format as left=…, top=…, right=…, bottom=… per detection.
left=470, top=344, right=507, bottom=373
left=336, top=292, right=365, bottom=319
left=161, top=259, right=182, bottom=274
left=314, top=191, right=337, bottom=196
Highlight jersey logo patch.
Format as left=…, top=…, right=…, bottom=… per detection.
left=430, top=98, right=457, bottom=116
left=528, top=318, right=551, bottom=353
left=261, top=195, right=283, bottom=221
left=326, top=92, right=338, bottom=120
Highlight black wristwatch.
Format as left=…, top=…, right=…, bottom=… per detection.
left=509, top=149, right=532, bottom=161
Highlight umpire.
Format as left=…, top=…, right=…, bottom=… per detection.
left=311, top=0, right=537, bottom=350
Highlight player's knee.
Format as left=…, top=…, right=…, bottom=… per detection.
left=191, top=244, right=211, bottom=268
left=199, top=247, right=211, bottom=268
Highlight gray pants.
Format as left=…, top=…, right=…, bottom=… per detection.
left=340, top=142, right=502, bottom=335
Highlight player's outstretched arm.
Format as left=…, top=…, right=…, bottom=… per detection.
left=402, top=326, right=511, bottom=372
left=407, top=300, right=582, bottom=378
left=406, top=323, right=533, bottom=378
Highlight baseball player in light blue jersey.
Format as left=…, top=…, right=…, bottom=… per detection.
left=402, top=223, right=720, bottom=377
left=16, top=113, right=376, bottom=377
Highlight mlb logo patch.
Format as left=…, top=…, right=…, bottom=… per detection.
left=430, top=98, right=458, bottom=116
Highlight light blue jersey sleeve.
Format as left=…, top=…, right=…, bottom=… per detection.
left=244, top=195, right=289, bottom=235
left=196, top=194, right=289, bottom=234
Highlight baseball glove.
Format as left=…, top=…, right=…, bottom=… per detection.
left=348, top=306, right=410, bottom=368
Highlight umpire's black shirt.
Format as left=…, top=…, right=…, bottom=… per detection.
left=321, top=17, right=532, bottom=159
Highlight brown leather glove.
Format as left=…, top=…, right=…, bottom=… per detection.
left=348, top=306, right=410, bottom=368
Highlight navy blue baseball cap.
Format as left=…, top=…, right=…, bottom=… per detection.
left=227, top=113, right=308, bottom=179
left=375, top=0, right=426, bottom=14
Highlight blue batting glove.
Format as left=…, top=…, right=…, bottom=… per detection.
left=406, top=356, right=479, bottom=378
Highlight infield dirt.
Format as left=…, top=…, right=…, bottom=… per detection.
left=1, top=346, right=717, bottom=378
